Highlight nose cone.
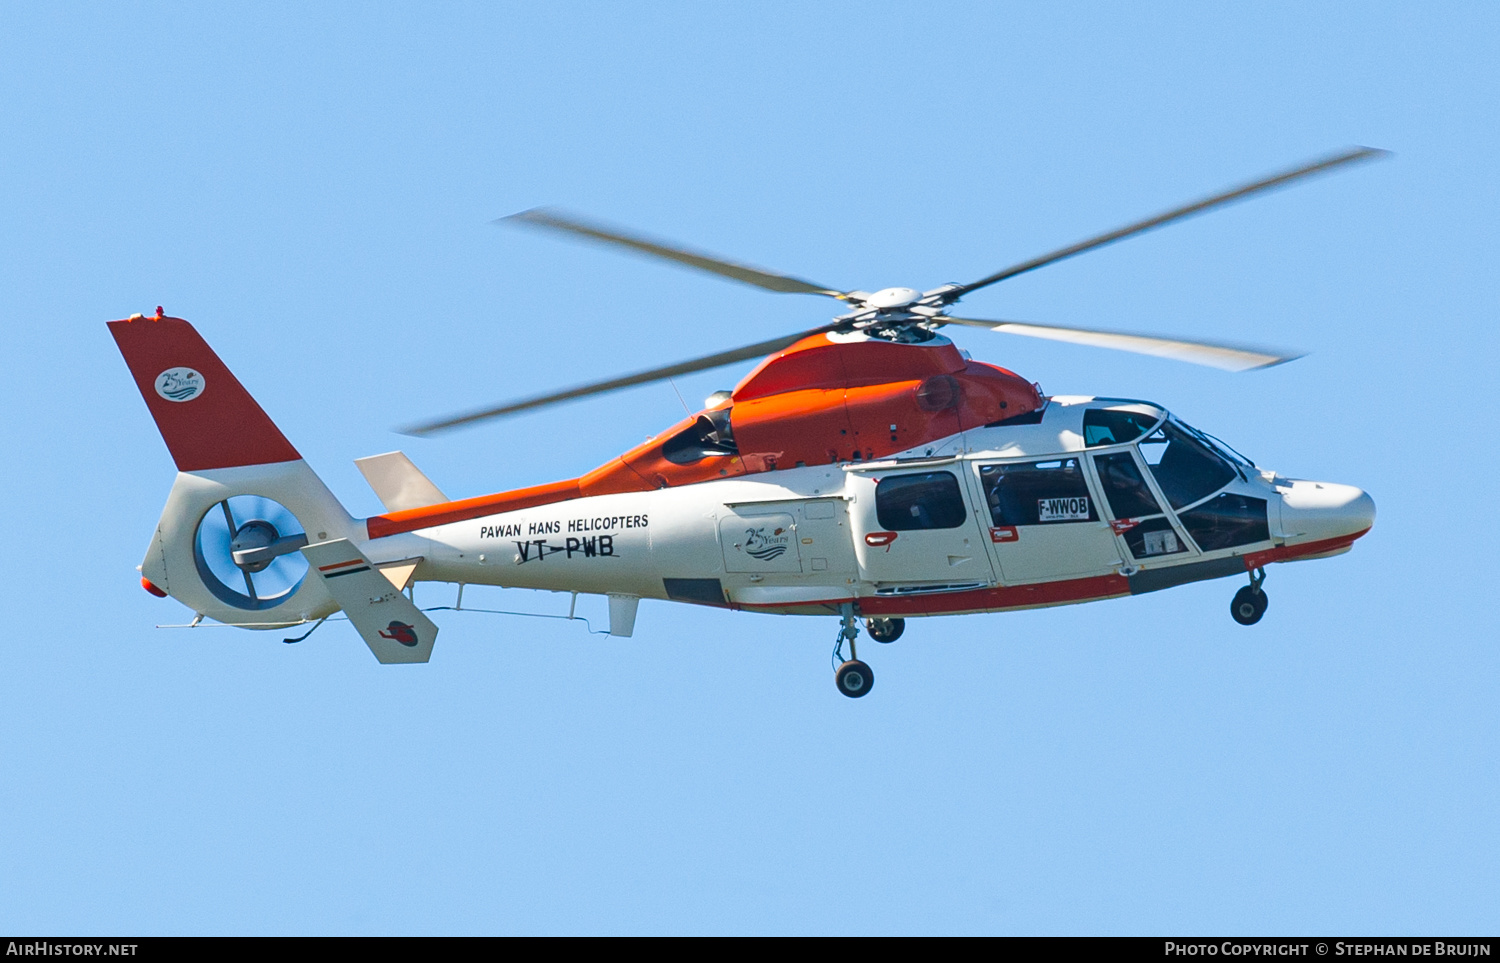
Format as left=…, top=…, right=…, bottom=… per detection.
left=1277, top=481, right=1376, bottom=543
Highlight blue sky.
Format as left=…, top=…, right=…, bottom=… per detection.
left=2, top=2, right=1496, bottom=934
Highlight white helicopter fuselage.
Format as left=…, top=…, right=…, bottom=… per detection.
left=399, top=395, right=1374, bottom=621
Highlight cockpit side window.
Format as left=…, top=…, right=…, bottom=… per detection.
left=1179, top=493, right=1270, bottom=551
left=1138, top=422, right=1236, bottom=509
left=979, top=459, right=1097, bottom=525
left=876, top=471, right=968, bottom=530
left=1083, top=409, right=1160, bottom=447
left=1093, top=451, right=1162, bottom=519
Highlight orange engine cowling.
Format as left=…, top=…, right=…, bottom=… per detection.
left=364, top=330, right=1045, bottom=537
left=590, top=331, right=1042, bottom=490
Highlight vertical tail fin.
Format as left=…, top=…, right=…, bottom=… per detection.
left=113, top=314, right=354, bottom=629
left=108, top=315, right=301, bottom=471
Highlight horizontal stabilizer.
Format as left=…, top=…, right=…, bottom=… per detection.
left=302, top=539, right=437, bottom=664
left=355, top=451, right=448, bottom=512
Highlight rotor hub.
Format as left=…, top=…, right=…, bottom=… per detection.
left=230, top=519, right=282, bottom=573
left=864, top=287, right=922, bottom=310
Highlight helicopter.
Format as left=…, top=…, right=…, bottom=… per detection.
left=113, top=147, right=1383, bottom=697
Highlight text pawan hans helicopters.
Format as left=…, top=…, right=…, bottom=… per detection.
left=114, top=148, right=1384, bottom=697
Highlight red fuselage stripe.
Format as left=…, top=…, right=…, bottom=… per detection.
left=737, top=529, right=1371, bottom=617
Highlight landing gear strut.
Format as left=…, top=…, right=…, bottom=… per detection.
left=833, top=602, right=874, bottom=698
left=1231, top=567, right=1269, bottom=625
left=866, top=617, right=905, bottom=643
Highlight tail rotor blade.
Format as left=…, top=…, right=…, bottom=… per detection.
left=939, top=316, right=1302, bottom=371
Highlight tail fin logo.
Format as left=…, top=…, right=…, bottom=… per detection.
left=378, top=621, right=419, bottom=646
left=155, top=367, right=205, bottom=402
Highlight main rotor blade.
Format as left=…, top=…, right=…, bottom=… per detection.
left=399, top=327, right=833, bottom=436
left=944, top=146, right=1389, bottom=301
left=940, top=316, right=1302, bottom=371
left=502, top=208, right=847, bottom=298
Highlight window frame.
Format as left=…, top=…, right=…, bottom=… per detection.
left=1082, top=443, right=1200, bottom=563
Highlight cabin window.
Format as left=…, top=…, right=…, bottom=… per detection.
left=1138, top=422, right=1236, bottom=509
left=1121, top=517, right=1190, bottom=557
left=979, top=459, right=1097, bottom=526
left=1179, top=493, right=1270, bottom=551
left=1083, top=408, right=1160, bottom=447
left=1092, top=451, right=1163, bottom=519
left=876, top=472, right=968, bottom=530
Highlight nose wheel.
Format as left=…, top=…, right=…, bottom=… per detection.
left=832, top=603, right=875, bottom=698
left=866, top=617, right=905, bottom=643
left=1231, top=568, right=1269, bottom=625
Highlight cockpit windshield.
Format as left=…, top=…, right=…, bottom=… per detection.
left=1137, top=420, right=1237, bottom=510
left=1180, top=422, right=1256, bottom=473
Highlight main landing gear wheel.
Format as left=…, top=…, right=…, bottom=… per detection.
left=866, top=617, right=905, bottom=643
left=836, top=660, right=875, bottom=698
left=1231, top=568, right=1269, bottom=625
left=831, top=602, right=875, bottom=698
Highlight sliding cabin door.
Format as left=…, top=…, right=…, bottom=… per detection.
left=971, top=456, right=1124, bottom=584
left=848, top=467, right=995, bottom=588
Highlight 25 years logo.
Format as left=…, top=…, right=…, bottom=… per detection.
left=154, top=367, right=205, bottom=402
left=742, top=526, right=790, bottom=561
